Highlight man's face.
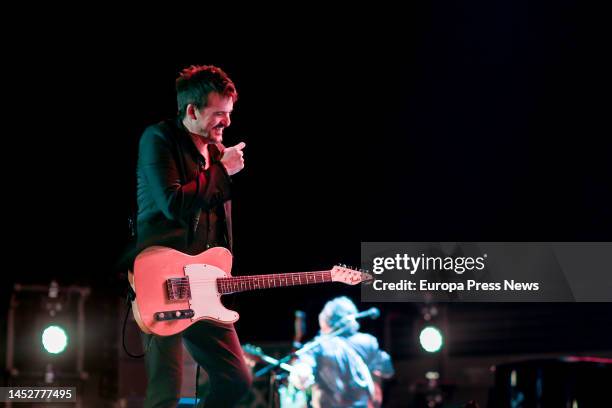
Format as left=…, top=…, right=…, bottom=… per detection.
left=192, top=91, right=234, bottom=143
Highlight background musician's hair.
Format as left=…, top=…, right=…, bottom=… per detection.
left=319, top=296, right=360, bottom=335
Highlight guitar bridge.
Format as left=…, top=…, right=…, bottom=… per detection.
left=154, top=309, right=195, bottom=321
left=166, top=277, right=191, bottom=300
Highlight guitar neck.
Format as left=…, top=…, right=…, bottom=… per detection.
left=217, top=271, right=332, bottom=295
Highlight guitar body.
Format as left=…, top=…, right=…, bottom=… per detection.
left=129, top=246, right=238, bottom=336
left=128, top=245, right=370, bottom=337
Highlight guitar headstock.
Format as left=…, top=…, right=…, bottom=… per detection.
left=330, top=265, right=373, bottom=285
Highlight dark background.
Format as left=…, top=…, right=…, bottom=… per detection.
left=4, top=0, right=611, bottom=406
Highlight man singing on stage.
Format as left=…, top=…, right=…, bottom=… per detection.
left=289, top=296, right=394, bottom=408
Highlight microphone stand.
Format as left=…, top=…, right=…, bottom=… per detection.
left=255, top=321, right=354, bottom=378
left=261, top=310, right=306, bottom=408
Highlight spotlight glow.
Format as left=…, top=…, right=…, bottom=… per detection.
left=42, top=325, right=68, bottom=354
left=419, top=326, right=443, bottom=353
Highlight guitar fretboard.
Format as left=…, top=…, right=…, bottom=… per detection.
left=217, top=271, right=332, bottom=294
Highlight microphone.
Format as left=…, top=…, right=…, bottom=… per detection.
left=339, top=307, right=380, bottom=325
left=353, top=307, right=380, bottom=320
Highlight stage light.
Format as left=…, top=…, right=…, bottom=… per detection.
left=419, top=325, right=443, bottom=353
left=42, top=325, right=68, bottom=354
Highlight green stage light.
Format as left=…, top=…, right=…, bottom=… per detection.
left=41, top=325, right=68, bottom=354
left=419, top=325, right=443, bottom=353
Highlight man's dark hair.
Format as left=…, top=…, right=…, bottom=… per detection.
left=176, top=65, right=238, bottom=119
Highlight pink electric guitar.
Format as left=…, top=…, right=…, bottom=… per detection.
left=128, top=246, right=372, bottom=336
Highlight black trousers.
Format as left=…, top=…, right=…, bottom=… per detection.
left=141, top=321, right=252, bottom=408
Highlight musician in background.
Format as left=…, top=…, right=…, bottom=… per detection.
left=289, top=296, right=394, bottom=408
left=135, top=65, right=250, bottom=407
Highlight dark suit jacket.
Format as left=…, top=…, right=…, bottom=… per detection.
left=136, top=117, right=233, bottom=255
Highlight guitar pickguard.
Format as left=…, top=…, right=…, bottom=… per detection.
left=184, top=264, right=240, bottom=323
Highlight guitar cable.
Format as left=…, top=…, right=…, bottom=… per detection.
left=122, top=221, right=145, bottom=359
left=122, top=288, right=202, bottom=407
left=122, top=287, right=146, bottom=358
